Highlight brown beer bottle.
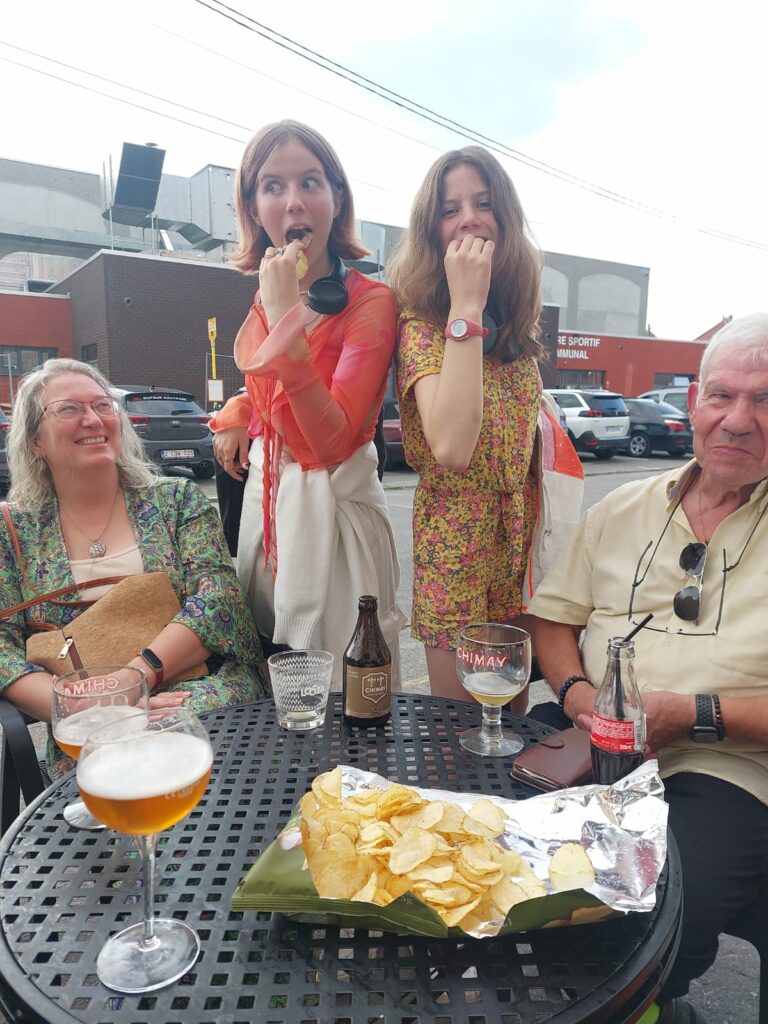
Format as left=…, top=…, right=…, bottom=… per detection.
left=343, top=595, right=391, bottom=727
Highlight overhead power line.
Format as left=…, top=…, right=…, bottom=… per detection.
left=0, top=42, right=401, bottom=198
left=196, top=0, right=768, bottom=253
left=148, top=21, right=444, bottom=161
left=0, top=49, right=247, bottom=145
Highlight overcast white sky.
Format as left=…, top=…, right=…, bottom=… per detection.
left=1, top=0, right=766, bottom=339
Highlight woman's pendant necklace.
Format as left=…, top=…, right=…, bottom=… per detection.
left=61, top=488, right=121, bottom=560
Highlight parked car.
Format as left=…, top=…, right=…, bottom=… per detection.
left=623, top=398, right=692, bottom=458
left=0, top=407, right=10, bottom=491
left=545, top=389, right=630, bottom=459
left=636, top=385, right=690, bottom=415
left=112, top=385, right=215, bottom=479
left=382, top=398, right=405, bottom=468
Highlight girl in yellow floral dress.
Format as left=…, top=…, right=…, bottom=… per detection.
left=389, top=146, right=543, bottom=700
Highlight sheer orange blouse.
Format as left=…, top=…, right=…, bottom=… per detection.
left=209, top=270, right=397, bottom=470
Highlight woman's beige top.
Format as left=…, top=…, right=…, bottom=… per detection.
left=69, top=545, right=144, bottom=601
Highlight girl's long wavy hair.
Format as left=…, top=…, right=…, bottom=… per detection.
left=230, top=119, right=368, bottom=274
left=388, top=146, right=544, bottom=361
left=7, top=358, right=159, bottom=511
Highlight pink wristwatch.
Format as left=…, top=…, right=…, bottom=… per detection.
left=445, top=318, right=489, bottom=341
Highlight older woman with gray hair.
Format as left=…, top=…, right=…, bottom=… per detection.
left=0, top=358, right=267, bottom=775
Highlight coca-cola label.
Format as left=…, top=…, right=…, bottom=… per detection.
left=591, top=713, right=641, bottom=754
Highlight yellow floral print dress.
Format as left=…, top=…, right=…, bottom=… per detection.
left=396, top=313, right=541, bottom=649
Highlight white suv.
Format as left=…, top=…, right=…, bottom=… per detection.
left=636, top=386, right=690, bottom=415
left=546, top=389, right=630, bottom=460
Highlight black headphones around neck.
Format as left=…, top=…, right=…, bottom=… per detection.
left=305, top=255, right=348, bottom=315
left=482, top=309, right=498, bottom=355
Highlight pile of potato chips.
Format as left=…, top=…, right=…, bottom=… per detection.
left=300, top=767, right=596, bottom=933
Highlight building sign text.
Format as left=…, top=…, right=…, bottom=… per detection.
left=557, top=334, right=602, bottom=361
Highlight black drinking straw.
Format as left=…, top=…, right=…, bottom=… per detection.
left=623, top=613, right=654, bottom=644
left=614, top=613, right=653, bottom=718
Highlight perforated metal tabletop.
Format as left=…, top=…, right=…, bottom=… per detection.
left=0, top=695, right=681, bottom=1024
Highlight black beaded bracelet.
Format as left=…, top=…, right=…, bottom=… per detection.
left=558, top=674, right=592, bottom=714
left=712, top=693, right=726, bottom=740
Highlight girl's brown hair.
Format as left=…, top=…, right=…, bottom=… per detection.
left=230, top=119, right=368, bottom=274
left=388, top=146, right=544, bottom=361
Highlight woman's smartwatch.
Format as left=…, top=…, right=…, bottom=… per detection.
left=139, top=648, right=164, bottom=688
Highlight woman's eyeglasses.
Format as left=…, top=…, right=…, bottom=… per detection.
left=673, top=542, right=707, bottom=622
left=43, top=398, right=120, bottom=421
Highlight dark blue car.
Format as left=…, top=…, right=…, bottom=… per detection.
left=624, top=398, right=692, bottom=457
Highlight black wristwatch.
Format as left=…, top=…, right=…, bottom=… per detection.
left=139, top=648, right=164, bottom=688
left=689, top=694, right=720, bottom=743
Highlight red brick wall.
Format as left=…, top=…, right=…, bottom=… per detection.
left=557, top=330, right=707, bottom=396
left=0, top=292, right=73, bottom=403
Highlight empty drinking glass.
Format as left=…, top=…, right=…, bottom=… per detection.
left=268, top=650, right=334, bottom=730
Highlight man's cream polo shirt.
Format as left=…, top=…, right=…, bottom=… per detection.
left=529, top=460, right=768, bottom=805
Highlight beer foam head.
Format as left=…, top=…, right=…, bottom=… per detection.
left=54, top=704, right=145, bottom=746
left=78, top=732, right=212, bottom=800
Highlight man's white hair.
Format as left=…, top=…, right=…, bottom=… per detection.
left=699, top=312, right=768, bottom=390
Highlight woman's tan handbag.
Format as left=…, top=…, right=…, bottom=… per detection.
left=0, top=502, right=207, bottom=681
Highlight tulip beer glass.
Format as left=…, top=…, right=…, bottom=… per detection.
left=52, top=666, right=148, bottom=830
left=455, top=623, right=532, bottom=756
left=77, top=707, right=213, bottom=992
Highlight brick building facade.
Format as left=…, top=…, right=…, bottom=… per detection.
left=0, top=292, right=73, bottom=404
left=556, top=329, right=706, bottom=394
left=0, top=250, right=712, bottom=406
left=47, top=251, right=257, bottom=404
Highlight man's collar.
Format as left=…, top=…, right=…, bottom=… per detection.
left=666, top=458, right=768, bottom=507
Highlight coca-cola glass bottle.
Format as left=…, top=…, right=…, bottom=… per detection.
left=590, top=638, right=645, bottom=785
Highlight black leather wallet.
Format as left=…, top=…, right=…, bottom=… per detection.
left=510, top=728, right=593, bottom=792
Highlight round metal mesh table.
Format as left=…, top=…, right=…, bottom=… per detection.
left=0, top=694, right=681, bottom=1024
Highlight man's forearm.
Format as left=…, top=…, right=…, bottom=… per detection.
left=532, top=618, right=595, bottom=722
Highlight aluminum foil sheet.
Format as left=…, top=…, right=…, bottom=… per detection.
left=340, top=759, right=667, bottom=918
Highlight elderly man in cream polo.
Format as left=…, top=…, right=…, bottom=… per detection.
left=528, top=313, right=768, bottom=1024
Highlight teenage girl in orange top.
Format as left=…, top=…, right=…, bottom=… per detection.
left=210, top=121, right=403, bottom=682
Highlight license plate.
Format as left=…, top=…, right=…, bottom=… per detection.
left=605, top=425, right=622, bottom=432
left=160, top=449, right=194, bottom=459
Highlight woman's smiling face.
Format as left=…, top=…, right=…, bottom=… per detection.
left=33, top=372, right=122, bottom=479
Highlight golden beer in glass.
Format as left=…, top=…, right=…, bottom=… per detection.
left=77, top=707, right=213, bottom=993
left=78, top=731, right=212, bottom=835
left=51, top=666, right=148, bottom=830
left=455, top=624, right=531, bottom=757
left=54, top=703, right=146, bottom=761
